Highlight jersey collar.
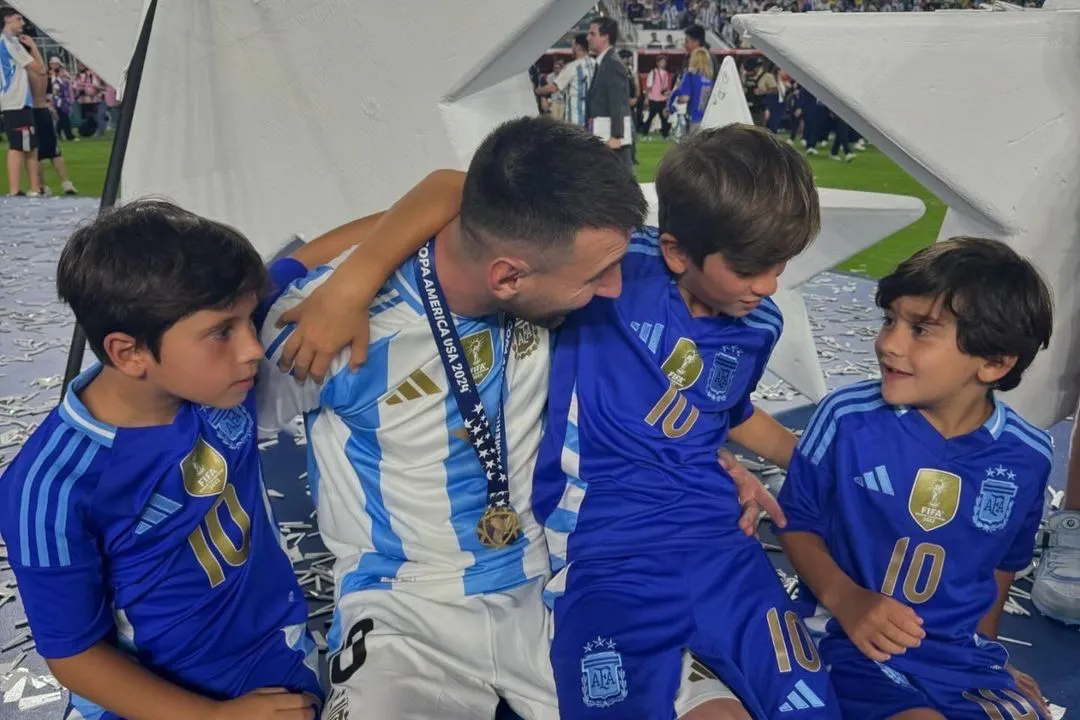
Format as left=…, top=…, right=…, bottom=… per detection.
left=58, top=363, right=117, bottom=448
left=892, top=393, right=1006, bottom=449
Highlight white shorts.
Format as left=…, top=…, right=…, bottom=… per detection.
left=321, top=578, right=736, bottom=719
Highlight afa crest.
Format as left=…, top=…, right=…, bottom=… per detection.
left=462, top=330, right=494, bottom=384
left=200, top=404, right=253, bottom=450
left=512, top=319, right=541, bottom=360
left=661, top=338, right=703, bottom=389
left=180, top=438, right=228, bottom=497
left=706, top=345, right=744, bottom=402
left=973, top=469, right=1018, bottom=533
left=580, top=637, right=628, bottom=708
left=908, top=469, right=961, bottom=532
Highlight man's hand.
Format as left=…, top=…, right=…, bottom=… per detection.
left=607, top=137, right=623, bottom=150
left=211, top=688, right=317, bottom=720
left=276, top=274, right=371, bottom=383
left=832, top=585, right=925, bottom=662
left=718, top=448, right=786, bottom=535
left=19, top=34, right=38, bottom=50
left=1005, top=664, right=1052, bottom=719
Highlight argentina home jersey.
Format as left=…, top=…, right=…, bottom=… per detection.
left=534, top=226, right=782, bottom=571
left=257, top=249, right=551, bottom=609
left=0, top=366, right=316, bottom=710
left=778, top=380, right=1052, bottom=677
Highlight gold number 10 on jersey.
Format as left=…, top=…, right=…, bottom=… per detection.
left=187, top=484, right=253, bottom=587
left=881, top=537, right=946, bottom=603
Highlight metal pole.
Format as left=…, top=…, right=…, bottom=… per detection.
left=60, top=0, right=160, bottom=396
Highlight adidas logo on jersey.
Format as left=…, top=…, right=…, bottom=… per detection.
left=854, top=465, right=895, bottom=496
left=629, top=320, right=664, bottom=353
left=778, top=680, right=825, bottom=712
left=384, top=369, right=441, bottom=406
left=135, top=493, right=183, bottom=535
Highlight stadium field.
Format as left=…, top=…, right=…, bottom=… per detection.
left=3, top=134, right=946, bottom=280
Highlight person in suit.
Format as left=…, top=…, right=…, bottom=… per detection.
left=586, top=16, right=633, bottom=169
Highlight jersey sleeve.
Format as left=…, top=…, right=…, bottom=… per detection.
left=999, top=459, right=1051, bottom=572
left=6, top=38, right=32, bottom=68
left=776, top=399, right=839, bottom=538
left=256, top=290, right=332, bottom=434
left=254, top=257, right=308, bottom=332
left=2, top=458, right=111, bottom=659
left=729, top=300, right=783, bottom=426
left=621, top=226, right=671, bottom=283
left=552, top=61, right=575, bottom=92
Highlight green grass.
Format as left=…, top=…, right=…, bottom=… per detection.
left=1, top=134, right=113, bottom=198
left=4, top=133, right=946, bottom=280
left=634, top=137, right=947, bottom=279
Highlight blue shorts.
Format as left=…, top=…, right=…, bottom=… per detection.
left=550, top=542, right=839, bottom=719
left=820, top=636, right=1048, bottom=720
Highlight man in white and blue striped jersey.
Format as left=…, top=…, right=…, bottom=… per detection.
left=257, top=118, right=741, bottom=720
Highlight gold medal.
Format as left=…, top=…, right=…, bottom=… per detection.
left=476, top=505, right=522, bottom=548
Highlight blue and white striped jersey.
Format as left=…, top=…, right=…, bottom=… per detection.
left=554, top=56, right=596, bottom=128
left=257, top=249, right=551, bottom=611
left=778, top=380, right=1052, bottom=676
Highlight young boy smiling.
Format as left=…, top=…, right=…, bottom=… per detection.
left=778, top=237, right=1054, bottom=720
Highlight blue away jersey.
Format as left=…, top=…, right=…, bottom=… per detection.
left=778, top=380, right=1052, bottom=674
left=0, top=259, right=316, bottom=702
left=534, top=226, right=782, bottom=569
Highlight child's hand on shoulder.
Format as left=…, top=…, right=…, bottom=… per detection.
left=833, top=585, right=925, bottom=662
left=276, top=271, right=372, bottom=383
left=212, top=687, right=318, bottom=720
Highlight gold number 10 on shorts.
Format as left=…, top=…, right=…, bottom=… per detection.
left=767, top=607, right=822, bottom=673
left=187, top=484, right=253, bottom=587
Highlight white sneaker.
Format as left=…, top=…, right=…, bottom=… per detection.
left=25, top=191, right=41, bottom=198
left=62, top=180, right=78, bottom=195
left=1032, top=510, right=1080, bottom=626
left=854, top=139, right=867, bottom=151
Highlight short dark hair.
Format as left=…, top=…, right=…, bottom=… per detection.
left=685, top=24, right=706, bottom=46
left=573, top=32, right=588, bottom=53
left=460, top=117, right=646, bottom=258
left=655, top=123, right=819, bottom=272
left=1, top=7, right=21, bottom=24
left=875, top=237, right=1052, bottom=392
left=57, top=199, right=268, bottom=363
left=591, top=17, right=619, bottom=46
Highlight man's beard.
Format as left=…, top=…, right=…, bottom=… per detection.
left=500, top=295, right=568, bottom=329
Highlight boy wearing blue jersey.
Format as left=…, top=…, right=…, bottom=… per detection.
left=0, top=173, right=467, bottom=720
left=778, top=237, right=1054, bottom=720
left=532, top=124, right=838, bottom=720
left=276, top=124, right=836, bottom=720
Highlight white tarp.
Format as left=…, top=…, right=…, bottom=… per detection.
left=12, top=0, right=597, bottom=256
left=735, top=9, right=1080, bottom=427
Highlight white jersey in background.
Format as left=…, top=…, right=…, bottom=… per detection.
left=553, top=56, right=595, bottom=128
left=0, top=33, right=33, bottom=111
left=257, top=248, right=551, bottom=606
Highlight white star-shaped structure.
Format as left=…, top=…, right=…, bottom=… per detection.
left=13, top=0, right=599, bottom=256
left=734, top=9, right=1080, bottom=428
left=644, top=55, right=925, bottom=401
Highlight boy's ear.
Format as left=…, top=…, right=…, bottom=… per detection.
left=977, top=354, right=1018, bottom=388
left=102, top=332, right=153, bottom=379
left=660, top=233, right=689, bottom=275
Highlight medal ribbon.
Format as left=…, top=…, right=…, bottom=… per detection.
left=415, top=240, right=518, bottom=527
